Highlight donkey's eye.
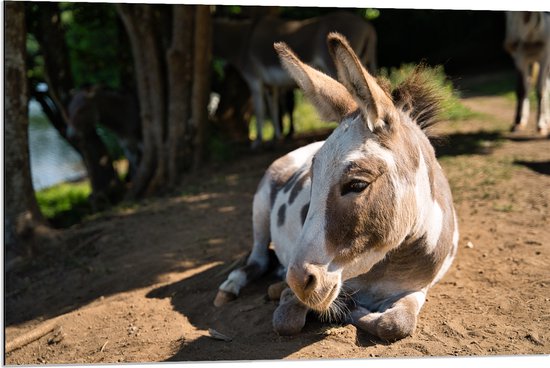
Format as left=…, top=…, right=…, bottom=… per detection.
left=341, top=179, right=369, bottom=196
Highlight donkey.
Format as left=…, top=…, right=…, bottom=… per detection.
left=214, top=33, right=458, bottom=342
left=213, top=11, right=377, bottom=148
left=67, top=86, right=142, bottom=179
left=504, top=11, right=550, bottom=136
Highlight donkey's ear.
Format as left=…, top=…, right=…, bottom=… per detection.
left=327, top=33, right=397, bottom=132
left=274, top=42, right=357, bottom=122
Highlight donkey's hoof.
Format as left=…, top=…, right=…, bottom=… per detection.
left=214, top=290, right=236, bottom=307
left=537, top=126, right=549, bottom=137
left=267, top=281, right=288, bottom=300
left=272, top=304, right=308, bottom=336
left=511, top=123, right=527, bottom=132
left=272, top=288, right=308, bottom=336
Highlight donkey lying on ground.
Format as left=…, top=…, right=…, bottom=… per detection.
left=504, top=11, right=550, bottom=136
left=214, top=33, right=458, bottom=342
left=67, top=86, right=142, bottom=179
left=213, top=11, right=377, bottom=148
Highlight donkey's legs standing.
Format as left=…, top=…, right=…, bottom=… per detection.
left=512, top=61, right=532, bottom=131
left=535, top=57, right=550, bottom=136
left=214, top=175, right=273, bottom=306
left=283, top=89, right=295, bottom=139
left=350, top=291, right=426, bottom=341
left=265, top=86, right=282, bottom=142
left=249, top=81, right=267, bottom=150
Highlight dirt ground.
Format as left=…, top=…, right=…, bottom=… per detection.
left=5, top=74, right=550, bottom=364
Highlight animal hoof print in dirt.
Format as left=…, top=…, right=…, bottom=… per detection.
left=214, top=290, right=237, bottom=307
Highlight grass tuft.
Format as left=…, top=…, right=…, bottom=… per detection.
left=36, top=180, right=92, bottom=227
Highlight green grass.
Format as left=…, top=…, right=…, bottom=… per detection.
left=468, top=76, right=516, bottom=98
left=247, top=91, right=338, bottom=142
left=36, top=180, right=92, bottom=227
left=463, top=70, right=538, bottom=104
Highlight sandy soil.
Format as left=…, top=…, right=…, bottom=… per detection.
left=5, top=83, right=550, bottom=364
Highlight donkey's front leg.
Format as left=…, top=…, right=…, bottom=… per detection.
left=272, top=287, right=310, bottom=336
left=250, top=82, right=266, bottom=150
left=512, top=62, right=532, bottom=132
left=350, top=291, right=426, bottom=342
left=535, top=60, right=550, bottom=136
left=214, top=176, right=273, bottom=306
left=266, top=86, right=282, bottom=142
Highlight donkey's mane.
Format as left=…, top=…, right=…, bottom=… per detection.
left=378, top=66, right=445, bottom=139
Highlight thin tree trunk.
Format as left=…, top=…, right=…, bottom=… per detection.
left=4, top=2, right=45, bottom=257
left=117, top=4, right=167, bottom=197
left=33, top=2, right=73, bottom=111
left=191, top=5, right=212, bottom=170
left=167, top=5, right=194, bottom=186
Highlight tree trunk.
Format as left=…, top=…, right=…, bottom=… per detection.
left=167, top=5, right=194, bottom=186
left=117, top=4, right=213, bottom=194
left=4, top=2, right=46, bottom=257
left=191, top=5, right=212, bottom=170
left=33, top=2, right=73, bottom=112
left=117, top=4, right=211, bottom=197
left=117, top=4, right=168, bottom=197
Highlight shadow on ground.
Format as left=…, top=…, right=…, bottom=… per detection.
left=146, top=262, right=330, bottom=361
left=435, top=131, right=503, bottom=157
left=451, top=69, right=516, bottom=99
left=4, top=132, right=328, bottom=328
left=514, top=160, right=550, bottom=176
left=4, top=143, right=290, bottom=327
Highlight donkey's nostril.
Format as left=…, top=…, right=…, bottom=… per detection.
left=287, top=264, right=320, bottom=299
left=304, top=273, right=316, bottom=292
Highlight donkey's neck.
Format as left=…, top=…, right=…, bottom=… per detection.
left=408, top=143, right=444, bottom=252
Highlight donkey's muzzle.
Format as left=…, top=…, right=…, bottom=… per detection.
left=286, top=263, right=340, bottom=311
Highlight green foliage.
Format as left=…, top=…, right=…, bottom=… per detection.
left=226, top=6, right=242, bottom=15
left=380, top=63, right=477, bottom=121
left=36, top=181, right=92, bottom=227
left=60, top=3, right=130, bottom=88
left=363, top=8, right=380, bottom=20
left=26, top=33, right=45, bottom=82
left=293, top=91, right=338, bottom=132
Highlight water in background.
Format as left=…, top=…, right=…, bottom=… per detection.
left=28, top=100, right=87, bottom=190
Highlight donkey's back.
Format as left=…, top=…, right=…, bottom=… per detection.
left=249, top=11, right=377, bottom=82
